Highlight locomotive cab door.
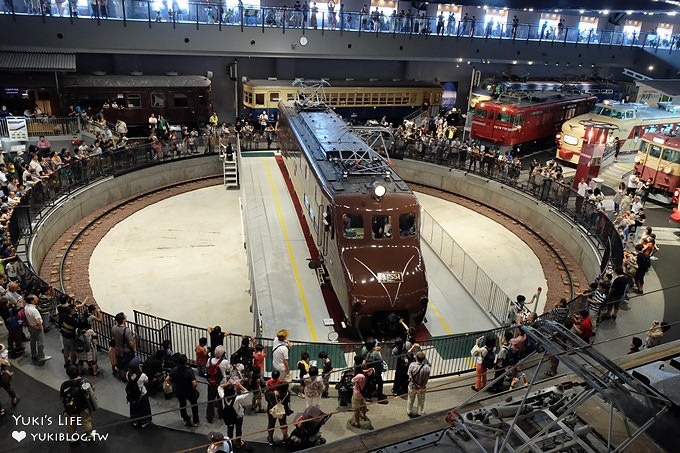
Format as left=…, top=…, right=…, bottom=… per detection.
left=319, top=205, right=332, bottom=256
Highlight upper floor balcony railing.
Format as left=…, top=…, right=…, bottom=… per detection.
left=3, top=2, right=679, bottom=54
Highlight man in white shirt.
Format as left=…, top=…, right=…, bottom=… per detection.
left=272, top=329, right=290, bottom=380
left=115, top=119, right=128, bottom=136
left=576, top=178, right=589, bottom=214
left=627, top=172, right=640, bottom=196
left=24, top=294, right=52, bottom=364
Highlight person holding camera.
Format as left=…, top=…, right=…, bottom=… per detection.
left=406, top=351, right=430, bottom=418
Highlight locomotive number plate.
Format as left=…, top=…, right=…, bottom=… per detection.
left=377, top=272, right=403, bottom=283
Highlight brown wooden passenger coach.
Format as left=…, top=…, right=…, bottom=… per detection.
left=61, top=74, right=212, bottom=129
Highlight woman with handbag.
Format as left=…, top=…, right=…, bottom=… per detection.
left=265, top=370, right=291, bottom=445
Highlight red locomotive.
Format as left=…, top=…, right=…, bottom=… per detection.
left=277, top=91, right=429, bottom=334
left=471, top=92, right=597, bottom=151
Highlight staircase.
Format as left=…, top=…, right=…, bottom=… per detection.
left=221, top=140, right=239, bottom=188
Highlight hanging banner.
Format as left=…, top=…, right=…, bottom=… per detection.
left=6, top=117, right=28, bottom=141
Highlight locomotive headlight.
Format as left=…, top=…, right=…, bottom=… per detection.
left=373, top=183, right=387, bottom=200
left=634, top=156, right=641, bottom=163
left=563, top=135, right=579, bottom=146
left=664, top=166, right=672, bottom=174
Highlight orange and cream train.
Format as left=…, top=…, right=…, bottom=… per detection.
left=557, top=101, right=680, bottom=165
left=633, top=131, right=680, bottom=205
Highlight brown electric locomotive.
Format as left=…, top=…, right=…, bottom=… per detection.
left=277, top=88, right=428, bottom=333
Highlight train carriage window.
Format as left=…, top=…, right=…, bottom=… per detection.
left=371, top=215, right=392, bottom=239
left=399, top=213, right=416, bottom=237
left=173, top=94, right=189, bottom=107
left=151, top=93, right=165, bottom=108
left=126, top=94, right=142, bottom=108
left=342, top=214, right=364, bottom=239
left=287, top=93, right=295, bottom=101
left=497, top=113, right=513, bottom=123
left=664, top=149, right=680, bottom=164
left=270, top=92, right=279, bottom=102
left=255, top=93, right=265, bottom=106
left=244, top=91, right=253, bottom=104
left=649, top=145, right=663, bottom=158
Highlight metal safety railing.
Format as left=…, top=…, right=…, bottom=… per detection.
left=393, top=140, right=624, bottom=276
left=2, top=3, right=678, bottom=55
left=419, top=208, right=511, bottom=325
left=6, top=135, right=612, bottom=384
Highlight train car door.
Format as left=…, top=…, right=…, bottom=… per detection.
left=319, top=205, right=332, bottom=256
left=644, top=141, right=666, bottom=183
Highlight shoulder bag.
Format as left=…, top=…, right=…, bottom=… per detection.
left=269, top=391, right=286, bottom=419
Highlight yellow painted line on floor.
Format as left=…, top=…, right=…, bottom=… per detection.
left=265, top=160, right=318, bottom=342
left=428, top=298, right=453, bottom=335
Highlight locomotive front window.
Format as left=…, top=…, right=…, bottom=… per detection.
left=649, top=145, right=663, bottom=159
left=371, top=215, right=392, bottom=239
left=399, top=213, right=416, bottom=237
left=342, top=214, right=364, bottom=239
left=473, top=109, right=487, bottom=118
left=497, top=113, right=513, bottom=123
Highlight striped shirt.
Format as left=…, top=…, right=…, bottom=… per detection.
left=589, top=290, right=606, bottom=312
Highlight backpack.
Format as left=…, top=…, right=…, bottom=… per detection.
left=482, top=348, right=495, bottom=370
left=63, top=380, right=87, bottom=415
left=207, top=358, right=223, bottom=386
left=222, top=396, right=238, bottom=425
left=75, top=330, right=90, bottom=353
left=498, top=344, right=512, bottom=368
left=236, top=348, right=254, bottom=375
left=16, top=307, right=27, bottom=324
left=126, top=373, right=142, bottom=403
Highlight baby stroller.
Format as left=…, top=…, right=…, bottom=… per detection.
left=285, top=405, right=331, bottom=451
left=335, top=369, right=354, bottom=407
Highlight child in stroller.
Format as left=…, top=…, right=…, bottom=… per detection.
left=285, top=405, right=331, bottom=450
left=335, top=369, right=354, bottom=407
